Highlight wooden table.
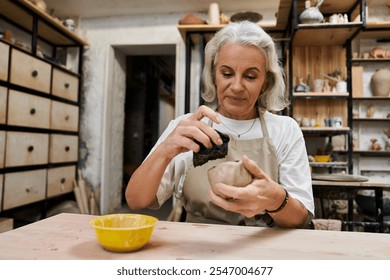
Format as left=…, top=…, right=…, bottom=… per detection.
left=0, top=213, right=389, bottom=259
left=312, top=180, right=390, bottom=232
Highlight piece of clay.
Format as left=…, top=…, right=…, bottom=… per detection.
left=207, top=160, right=252, bottom=199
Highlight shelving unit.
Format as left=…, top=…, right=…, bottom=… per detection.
left=350, top=8, right=390, bottom=183
left=0, top=0, right=87, bottom=226
left=287, top=0, right=367, bottom=175
left=352, top=30, right=390, bottom=182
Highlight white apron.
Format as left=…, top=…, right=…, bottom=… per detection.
left=182, top=108, right=279, bottom=226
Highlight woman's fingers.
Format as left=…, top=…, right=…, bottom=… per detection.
left=163, top=106, right=223, bottom=156
left=242, top=155, right=269, bottom=180
left=188, top=105, right=221, bottom=123
left=184, top=106, right=223, bottom=149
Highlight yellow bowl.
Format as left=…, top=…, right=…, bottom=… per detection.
left=90, top=213, right=158, bottom=253
left=314, top=155, right=330, bottom=162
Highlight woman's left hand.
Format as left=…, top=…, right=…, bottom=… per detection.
left=209, top=155, right=286, bottom=218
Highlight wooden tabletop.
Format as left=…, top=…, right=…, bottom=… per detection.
left=312, top=180, right=390, bottom=189
left=0, top=213, right=389, bottom=259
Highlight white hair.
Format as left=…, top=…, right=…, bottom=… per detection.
left=202, top=21, right=289, bottom=111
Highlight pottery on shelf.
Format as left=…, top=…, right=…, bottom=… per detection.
left=370, top=68, right=390, bottom=97
left=299, top=0, right=324, bottom=24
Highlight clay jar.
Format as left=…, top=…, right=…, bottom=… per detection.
left=371, top=68, right=390, bottom=97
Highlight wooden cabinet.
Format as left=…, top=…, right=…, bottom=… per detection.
left=0, top=86, right=6, bottom=124
left=50, top=101, right=79, bottom=132
left=5, top=132, right=49, bottom=167
left=52, top=68, right=79, bottom=102
left=10, top=48, right=51, bottom=94
left=0, top=42, right=9, bottom=81
left=3, top=169, right=47, bottom=210
left=47, top=166, right=76, bottom=198
left=0, top=0, right=87, bottom=219
left=49, top=134, right=78, bottom=163
left=7, top=89, right=51, bottom=129
left=0, top=131, right=4, bottom=169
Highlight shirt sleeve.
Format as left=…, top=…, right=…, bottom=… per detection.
left=277, top=117, right=315, bottom=217
left=146, top=114, right=193, bottom=209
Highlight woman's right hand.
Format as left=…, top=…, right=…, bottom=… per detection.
left=159, top=105, right=223, bottom=159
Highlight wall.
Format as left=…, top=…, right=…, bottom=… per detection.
left=78, top=13, right=186, bottom=214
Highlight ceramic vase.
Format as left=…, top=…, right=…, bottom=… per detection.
left=371, top=68, right=390, bottom=97
left=299, top=0, right=324, bottom=24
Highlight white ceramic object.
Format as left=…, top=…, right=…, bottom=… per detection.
left=208, top=3, right=220, bottom=25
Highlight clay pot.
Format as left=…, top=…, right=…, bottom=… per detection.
left=371, top=68, right=390, bottom=97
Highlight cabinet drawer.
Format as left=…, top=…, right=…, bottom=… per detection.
left=47, top=165, right=76, bottom=198
left=0, top=130, right=5, bottom=169
left=5, top=132, right=49, bottom=167
left=0, top=86, right=6, bottom=124
left=52, top=68, right=79, bottom=102
left=7, top=90, right=51, bottom=129
left=51, top=101, right=79, bottom=131
left=10, top=49, right=51, bottom=94
left=49, top=134, right=78, bottom=163
left=3, top=169, right=47, bottom=210
left=0, top=174, right=3, bottom=210
left=0, top=42, right=9, bottom=81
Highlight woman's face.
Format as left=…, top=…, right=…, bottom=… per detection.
left=215, top=42, right=267, bottom=120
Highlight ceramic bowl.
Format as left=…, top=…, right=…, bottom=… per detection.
left=314, top=155, right=330, bottom=162
left=90, top=214, right=158, bottom=252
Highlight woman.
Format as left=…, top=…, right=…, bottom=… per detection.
left=126, top=21, right=314, bottom=228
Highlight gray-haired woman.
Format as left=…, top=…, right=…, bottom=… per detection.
left=126, top=21, right=314, bottom=228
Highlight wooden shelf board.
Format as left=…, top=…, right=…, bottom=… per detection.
left=354, top=150, right=390, bottom=157
left=178, top=22, right=282, bottom=43
left=301, top=127, right=350, bottom=131
left=293, top=92, right=349, bottom=97
left=353, top=118, right=390, bottom=121
left=366, top=21, right=390, bottom=29
left=310, top=161, right=349, bottom=167
left=293, top=24, right=362, bottom=46
left=353, top=96, right=390, bottom=100
left=352, top=58, right=390, bottom=63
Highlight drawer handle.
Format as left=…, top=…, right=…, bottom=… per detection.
left=28, top=145, right=34, bottom=152
left=65, top=115, right=70, bottom=121
left=64, top=83, right=70, bottom=89
left=31, top=70, right=38, bottom=77
left=60, top=178, right=66, bottom=191
left=25, top=186, right=32, bottom=193
left=65, top=146, right=70, bottom=152
left=30, top=108, right=36, bottom=115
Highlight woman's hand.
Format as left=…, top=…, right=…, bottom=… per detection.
left=159, top=105, right=223, bottom=160
left=209, top=155, right=285, bottom=218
